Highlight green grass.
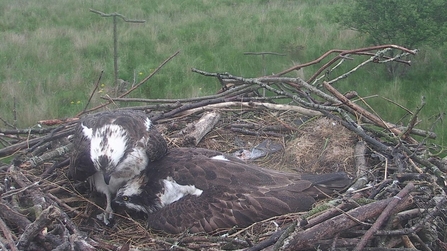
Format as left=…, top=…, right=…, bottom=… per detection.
left=0, top=0, right=446, bottom=147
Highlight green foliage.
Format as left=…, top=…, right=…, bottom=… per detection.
left=338, top=0, right=447, bottom=79
left=0, top=0, right=445, bottom=148
left=342, top=0, right=447, bottom=48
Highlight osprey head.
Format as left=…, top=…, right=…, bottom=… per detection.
left=82, top=123, right=128, bottom=185
left=114, top=175, right=160, bottom=214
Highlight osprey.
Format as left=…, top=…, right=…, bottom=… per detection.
left=68, top=110, right=168, bottom=224
left=114, top=147, right=351, bottom=234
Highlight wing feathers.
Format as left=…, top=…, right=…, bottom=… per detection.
left=145, top=129, right=168, bottom=162
left=140, top=147, right=351, bottom=233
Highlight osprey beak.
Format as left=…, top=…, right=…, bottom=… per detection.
left=103, top=172, right=111, bottom=185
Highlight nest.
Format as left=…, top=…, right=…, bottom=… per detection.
left=1, top=45, right=447, bottom=250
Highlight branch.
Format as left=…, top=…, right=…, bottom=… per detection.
left=354, top=182, right=415, bottom=251
left=179, top=101, right=323, bottom=117
left=0, top=217, right=19, bottom=251
left=17, top=206, right=62, bottom=250
left=77, top=71, right=103, bottom=117
left=323, top=81, right=417, bottom=144
left=100, top=83, right=256, bottom=103
left=82, top=50, right=180, bottom=114
left=282, top=183, right=414, bottom=250
left=20, top=143, right=73, bottom=169
left=271, top=44, right=416, bottom=82
left=0, top=127, right=74, bottom=158
left=347, top=141, right=370, bottom=192
left=0, top=199, right=32, bottom=232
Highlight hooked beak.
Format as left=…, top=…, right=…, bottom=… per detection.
left=97, top=155, right=112, bottom=185
left=103, top=172, right=111, bottom=185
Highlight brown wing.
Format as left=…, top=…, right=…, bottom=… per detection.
left=144, top=148, right=350, bottom=233
left=146, top=186, right=317, bottom=234
left=160, top=148, right=350, bottom=193
left=145, top=129, right=168, bottom=162
left=68, top=118, right=95, bottom=181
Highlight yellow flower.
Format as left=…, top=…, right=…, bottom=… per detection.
left=77, top=101, right=81, bottom=104
left=101, top=83, right=105, bottom=87
left=139, top=72, right=143, bottom=75
left=71, top=101, right=74, bottom=104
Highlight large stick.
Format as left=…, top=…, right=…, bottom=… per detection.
left=281, top=183, right=414, bottom=250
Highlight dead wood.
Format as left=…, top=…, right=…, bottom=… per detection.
left=272, top=44, right=415, bottom=81
left=22, top=143, right=73, bottom=169
left=0, top=217, right=19, bottom=251
left=354, top=183, right=415, bottom=251
left=244, top=228, right=287, bottom=251
left=37, top=117, right=79, bottom=126
left=0, top=127, right=59, bottom=135
left=0, top=126, right=74, bottom=158
left=0, top=199, right=31, bottom=232
left=102, top=83, right=257, bottom=104
left=173, top=111, right=221, bottom=146
left=348, top=141, right=371, bottom=192
left=303, top=201, right=358, bottom=229
left=179, top=101, right=323, bottom=117
left=281, top=183, right=414, bottom=251
left=151, top=97, right=231, bottom=122
left=17, top=205, right=61, bottom=250
left=324, top=81, right=417, bottom=144
left=4, top=165, right=100, bottom=250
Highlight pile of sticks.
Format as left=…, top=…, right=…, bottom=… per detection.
left=1, top=45, right=446, bottom=250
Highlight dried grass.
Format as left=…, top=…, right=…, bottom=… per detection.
left=285, top=117, right=356, bottom=174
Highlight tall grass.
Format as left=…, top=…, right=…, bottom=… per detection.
left=0, top=0, right=445, bottom=146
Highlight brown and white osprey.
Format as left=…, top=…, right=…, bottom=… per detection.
left=68, top=110, right=167, bottom=224
left=114, top=147, right=351, bottom=233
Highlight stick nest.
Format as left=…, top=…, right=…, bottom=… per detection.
left=1, top=45, right=447, bottom=251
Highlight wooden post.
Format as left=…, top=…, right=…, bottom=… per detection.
left=90, top=9, right=145, bottom=89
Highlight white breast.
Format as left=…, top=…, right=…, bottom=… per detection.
left=158, top=177, right=203, bottom=207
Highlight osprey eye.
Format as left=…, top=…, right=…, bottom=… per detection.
left=122, top=196, right=129, bottom=201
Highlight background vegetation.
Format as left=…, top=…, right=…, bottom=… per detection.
left=0, top=0, right=446, bottom=146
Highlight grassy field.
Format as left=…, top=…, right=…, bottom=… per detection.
left=0, top=0, right=446, bottom=147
